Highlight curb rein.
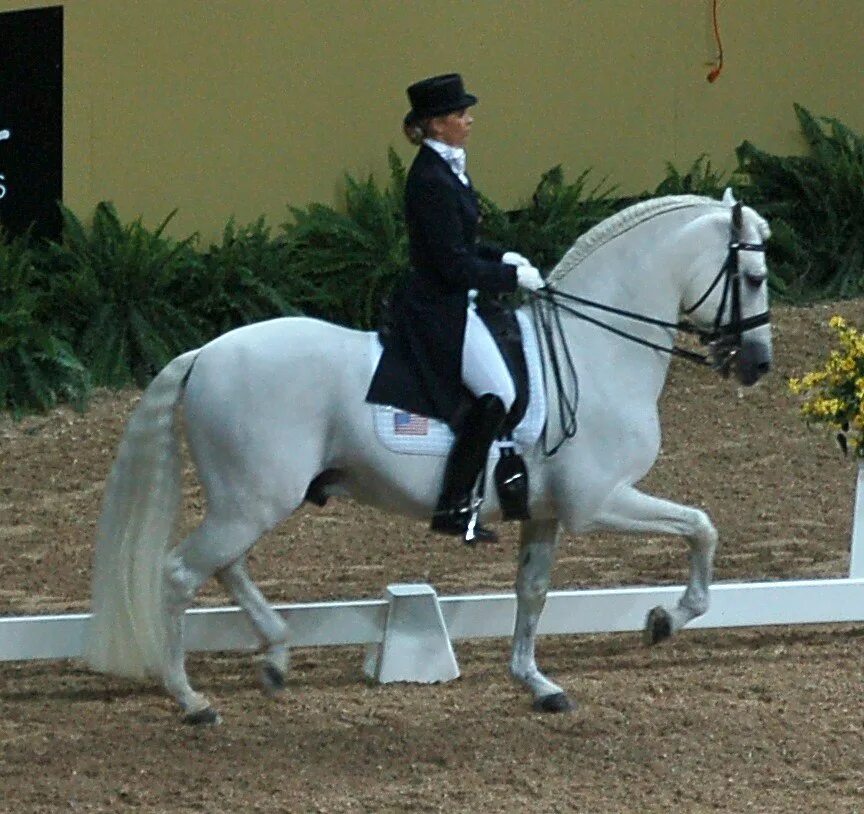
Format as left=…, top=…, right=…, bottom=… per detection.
left=528, top=204, right=771, bottom=455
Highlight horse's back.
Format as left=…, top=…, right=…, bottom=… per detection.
left=188, top=315, right=369, bottom=393
left=198, top=315, right=366, bottom=367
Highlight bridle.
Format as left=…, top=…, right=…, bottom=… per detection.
left=529, top=202, right=771, bottom=454
left=679, top=203, right=771, bottom=373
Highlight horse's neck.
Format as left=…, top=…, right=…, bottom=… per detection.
left=556, top=217, right=689, bottom=323
left=545, top=204, right=713, bottom=401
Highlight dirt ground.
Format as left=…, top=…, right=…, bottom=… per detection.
left=2, top=299, right=864, bottom=812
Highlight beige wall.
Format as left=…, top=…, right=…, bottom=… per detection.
left=4, top=0, right=864, bottom=241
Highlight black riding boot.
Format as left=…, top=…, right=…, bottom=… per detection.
left=431, top=393, right=507, bottom=543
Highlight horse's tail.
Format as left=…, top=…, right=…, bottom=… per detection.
left=83, top=349, right=199, bottom=680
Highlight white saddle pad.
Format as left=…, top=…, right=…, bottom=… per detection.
left=370, top=310, right=546, bottom=457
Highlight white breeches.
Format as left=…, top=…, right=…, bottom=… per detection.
left=461, top=307, right=516, bottom=411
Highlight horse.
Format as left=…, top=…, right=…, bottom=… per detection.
left=84, top=189, right=773, bottom=724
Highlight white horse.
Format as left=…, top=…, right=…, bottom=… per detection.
left=84, top=190, right=772, bottom=724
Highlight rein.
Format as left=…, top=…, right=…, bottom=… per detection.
left=533, top=288, right=709, bottom=366
left=529, top=296, right=579, bottom=456
left=528, top=214, right=770, bottom=455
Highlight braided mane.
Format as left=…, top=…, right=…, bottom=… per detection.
left=548, top=194, right=724, bottom=284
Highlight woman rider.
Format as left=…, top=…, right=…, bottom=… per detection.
left=366, top=73, right=544, bottom=543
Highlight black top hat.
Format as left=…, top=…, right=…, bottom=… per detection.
left=404, top=73, right=478, bottom=126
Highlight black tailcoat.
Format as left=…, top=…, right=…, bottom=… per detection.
left=366, top=144, right=517, bottom=425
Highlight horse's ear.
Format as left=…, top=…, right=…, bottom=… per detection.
left=732, top=201, right=743, bottom=230
left=722, top=187, right=737, bottom=206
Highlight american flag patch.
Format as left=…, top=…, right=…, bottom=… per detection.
left=393, top=411, right=429, bottom=436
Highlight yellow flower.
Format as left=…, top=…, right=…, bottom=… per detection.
left=801, top=370, right=826, bottom=389
left=790, top=315, right=864, bottom=458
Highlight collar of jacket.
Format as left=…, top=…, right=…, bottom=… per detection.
left=423, top=138, right=468, bottom=184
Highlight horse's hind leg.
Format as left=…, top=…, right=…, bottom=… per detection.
left=216, top=560, right=290, bottom=695
left=510, top=518, right=574, bottom=712
left=594, top=485, right=718, bottom=643
left=163, top=513, right=270, bottom=724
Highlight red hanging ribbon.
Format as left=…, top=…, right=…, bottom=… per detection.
left=707, top=0, right=724, bottom=83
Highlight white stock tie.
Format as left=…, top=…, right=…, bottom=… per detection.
left=447, top=148, right=466, bottom=178
left=445, top=148, right=468, bottom=186
left=424, top=139, right=469, bottom=186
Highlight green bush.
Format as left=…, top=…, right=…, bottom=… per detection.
left=652, top=154, right=734, bottom=198
left=736, top=104, right=864, bottom=302
left=280, top=148, right=408, bottom=330
left=186, top=216, right=299, bottom=338
left=3, top=106, right=864, bottom=418
left=0, top=231, right=89, bottom=415
left=45, top=202, right=206, bottom=387
left=478, top=165, right=618, bottom=273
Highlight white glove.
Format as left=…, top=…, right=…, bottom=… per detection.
left=516, top=265, right=545, bottom=292
left=502, top=251, right=531, bottom=267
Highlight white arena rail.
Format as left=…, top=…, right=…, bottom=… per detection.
left=2, top=464, right=863, bottom=683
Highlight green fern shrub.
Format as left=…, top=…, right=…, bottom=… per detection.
left=653, top=154, right=734, bottom=198
left=736, top=104, right=864, bottom=301
left=280, top=148, right=409, bottom=330
left=0, top=230, right=89, bottom=415
left=6, top=108, right=864, bottom=420
left=478, top=165, right=618, bottom=273
left=44, top=202, right=206, bottom=387
left=184, top=216, right=299, bottom=338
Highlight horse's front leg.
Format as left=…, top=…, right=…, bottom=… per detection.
left=510, top=518, right=574, bottom=713
left=595, top=485, right=718, bottom=643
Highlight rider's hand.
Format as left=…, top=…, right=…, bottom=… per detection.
left=503, top=251, right=531, bottom=268
left=515, top=265, right=545, bottom=292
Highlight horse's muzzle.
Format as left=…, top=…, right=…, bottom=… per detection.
left=735, top=338, right=772, bottom=386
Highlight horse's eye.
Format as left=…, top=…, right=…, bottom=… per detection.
left=744, top=272, right=766, bottom=290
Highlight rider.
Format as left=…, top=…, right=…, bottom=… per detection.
left=366, top=73, right=545, bottom=542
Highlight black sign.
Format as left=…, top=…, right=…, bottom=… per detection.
left=0, top=6, right=63, bottom=240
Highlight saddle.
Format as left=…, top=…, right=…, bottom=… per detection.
left=375, top=297, right=531, bottom=434
left=370, top=300, right=546, bottom=522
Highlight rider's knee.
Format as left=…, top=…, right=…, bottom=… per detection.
left=481, top=377, right=516, bottom=414
left=499, top=378, right=517, bottom=413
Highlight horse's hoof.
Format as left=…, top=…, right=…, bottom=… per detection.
left=532, top=692, right=575, bottom=713
left=644, top=606, right=672, bottom=646
left=260, top=662, right=286, bottom=696
left=183, top=706, right=221, bottom=726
